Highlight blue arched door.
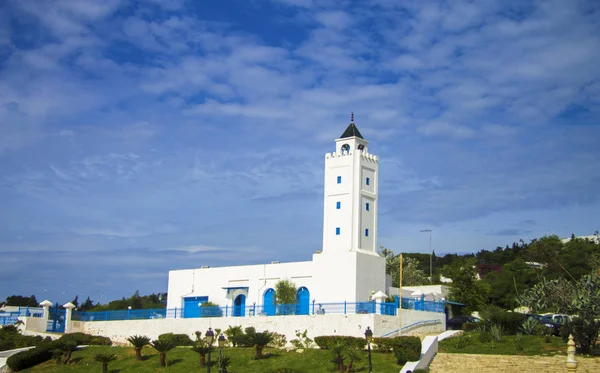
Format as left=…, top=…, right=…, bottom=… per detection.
left=296, top=287, right=310, bottom=315
left=233, top=294, right=246, bottom=317
left=263, top=289, right=275, bottom=316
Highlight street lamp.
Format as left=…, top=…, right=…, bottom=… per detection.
left=420, top=229, right=433, bottom=284
left=205, top=328, right=214, bottom=373
left=364, top=326, right=373, bottom=373
left=218, top=335, right=226, bottom=373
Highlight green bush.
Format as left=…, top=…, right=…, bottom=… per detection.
left=479, top=305, right=526, bottom=335
left=560, top=317, right=600, bottom=354
left=58, top=332, right=112, bottom=346
left=0, top=326, right=45, bottom=351
left=394, top=347, right=420, bottom=365
left=157, top=333, right=194, bottom=346
left=6, top=345, right=54, bottom=371
left=313, top=336, right=365, bottom=350
left=268, top=332, right=287, bottom=348
left=373, top=337, right=395, bottom=352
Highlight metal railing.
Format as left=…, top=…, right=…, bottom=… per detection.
left=0, top=307, right=44, bottom=325
left=72, top=297, right=445, bottom=322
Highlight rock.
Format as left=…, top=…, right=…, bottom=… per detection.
left=296, top=348, right=304, bottom=353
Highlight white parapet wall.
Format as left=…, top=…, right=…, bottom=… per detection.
left=77, top=314, right=379, bottom=345
left=400, top=335, right=439, bottom=373
left=72, top=312, right=445, bottom=346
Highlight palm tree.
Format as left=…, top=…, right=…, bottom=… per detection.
left=61, top=340, right=78, bottom=364
left=191, top=342, right=211, bottom=367
left=151, top=339, right=175, bottom=367
left=252, top=331, right=273, bottom=359
left=127, top=335, right=151, bottom=361
left=94, top=353, right=117, bottom=373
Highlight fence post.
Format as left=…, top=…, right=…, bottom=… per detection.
left=312, top=300, right=315, bottom=315
left=344, top=301, right=347, bottom=314
left=63, top=302, right=76, bottom=333
left=253, top=303, right=256, bottom=316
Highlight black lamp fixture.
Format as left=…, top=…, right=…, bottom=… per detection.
left=206, top=328, right=215, bottom=373
left=206, top=328, right=215, bottom=345
left=218, top=335, right=226, bottom=373
left=364, top=326, right=373, bottom=373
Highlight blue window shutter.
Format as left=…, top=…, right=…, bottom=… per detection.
left=337, top=176, right=342, bottom=184
left=336, top=201, right=341, bottom=209
left=365, top=229, right=369, bottom=237
left=366, top=177, right=370, bottom=186
left=366, top=202, right=370, bottom=211
left=336, top=227, right=340, bottom=235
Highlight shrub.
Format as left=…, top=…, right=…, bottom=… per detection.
left=394, top=347, right=420, bottom=365
left=314, top=336, right=365, bottom=350
left=373, top=337, right=395, bottom=352
left=225, top=325, right=245, bottom=347
left=479, top=305, right=526, bottom=335
left=94, top=353, right=117, bottom=373
left=290, top=329, right=313, bottom=349
left=390, top=336, right=421, bottom=355
left=274, top=279, right=297, bottom=305
left=515, top=333, right=524, bottom=351
left=453, top=335, right=469, bottom=349
left=158, top=332, right=194, bottom=346
left=252, top=331, right=274, bottom=359
left=6, top=346, right=54, bottom=371
left=560, top=317, right=600, bottom=354
left=58, top=332, right=112, bottom=346
left=489, top=324, right=502, bottom=342
left=520, top=318, right=541, bottom=335
left=268, top=332, right=287, bottom=348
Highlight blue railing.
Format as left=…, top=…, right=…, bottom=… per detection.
left=72, top=298, right=445, bottom=322
left=0, top=307, right=44, bottom=325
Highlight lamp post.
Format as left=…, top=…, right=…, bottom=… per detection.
left=364, top=326, right=373, bottom=373
left=205, top=328, right=214, bottom=373
left=420, top=229, right=433, bottom=284
left=218, top=335, right=226, bottom=373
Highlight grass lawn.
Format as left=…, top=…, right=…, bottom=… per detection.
left=19, top=345, right=401, bottom=373
left=439, top=332, right=567, bottom=356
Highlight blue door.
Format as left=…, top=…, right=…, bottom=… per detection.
left=296, top=287, right=310, bottom=315
left=263, top=289, right=275, bottom=316
left=183, top=296, right=208, bottom=318
left=233, top=294, right=246, bottom=317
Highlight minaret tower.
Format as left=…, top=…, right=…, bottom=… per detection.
left=322, top=114, right=379, bottom=255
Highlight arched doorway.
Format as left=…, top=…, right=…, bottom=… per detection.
left=263, top=289, right=275, bottom=316
left=233, top=294, right=246, bottom=317
left=296, top=287, right=310, bottom=315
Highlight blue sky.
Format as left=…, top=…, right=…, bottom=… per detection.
left=1, top=0, right=599, bottom=305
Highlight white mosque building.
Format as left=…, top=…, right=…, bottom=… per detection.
left=166, top=119, right=388, bottom=317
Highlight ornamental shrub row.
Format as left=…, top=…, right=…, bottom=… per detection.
left=6, top=333, right=112, bottom=371
left=313, top=335, right=365, bottom=350
left=58, top=332, right=112, bottom=346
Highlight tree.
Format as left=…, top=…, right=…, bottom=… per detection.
left=70, top=295, right=79, bottom=309
left=94, top=353, right=117, bottom=373
left=127, top=335, right=151, bottom=361
left=379, top=246, right=429, bottom=286
left=519, top=275, right=600, bottom=353
left=447, top=259, right=490, bottom=315
left=402, top=257, right=428, bottom=286
left=252, top=331, right=274, bottom=359
left=79, top=297, right=95, bottom=312
left=274, top=280, right=297, bottom=305
left=5, top=295, right=38, bottom=307
left=151, top=339, right=175, bottom=367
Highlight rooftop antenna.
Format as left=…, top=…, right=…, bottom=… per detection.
left=351, top=112, right=354, bottom=122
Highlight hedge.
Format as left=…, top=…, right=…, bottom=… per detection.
left=6, top=344, right=55, bottom=371
left=158, top=333, right=194, bottom=346
left=59, top=332, right=112, bottom=346
left=313, top=336, right=365, bottom=350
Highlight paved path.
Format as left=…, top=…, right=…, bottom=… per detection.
left=429, top=353, right=600, bottom=373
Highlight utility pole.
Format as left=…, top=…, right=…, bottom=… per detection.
left=420, top=229, right=433, bottom=284
left=399, top=253, right=403, bottom=330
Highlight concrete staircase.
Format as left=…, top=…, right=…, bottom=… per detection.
left=429, top=353, right=600, bottom=373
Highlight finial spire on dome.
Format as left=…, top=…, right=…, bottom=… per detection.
left=340, top=113, right=364, bottom=139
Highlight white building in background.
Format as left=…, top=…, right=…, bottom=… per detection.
left=166, top=118, right=386, bottom=316
left=560, top=234, right=599, bottom=244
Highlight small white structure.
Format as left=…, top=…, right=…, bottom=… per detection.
left=167, top=119, right=387, bottom=315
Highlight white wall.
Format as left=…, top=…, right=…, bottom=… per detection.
left=81, top=314, right=393, bottom=346
left=167, top=261, right=314, bottom=310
